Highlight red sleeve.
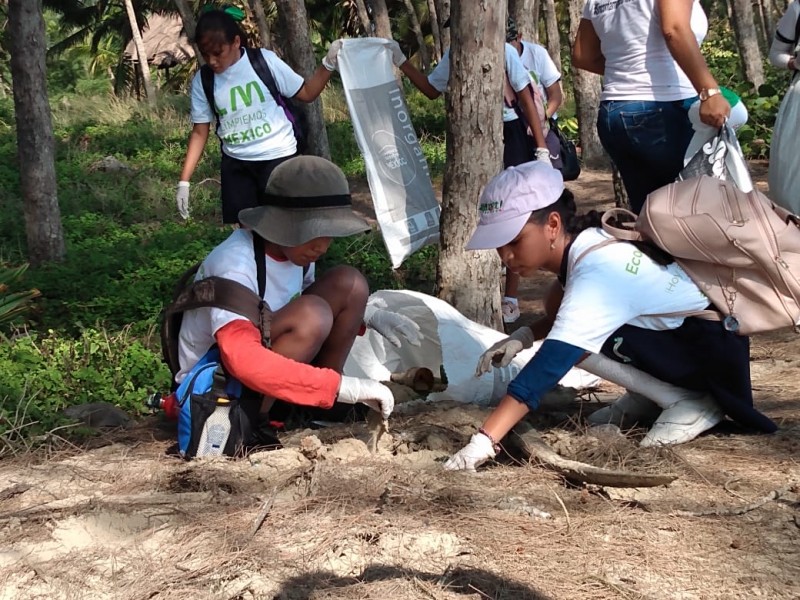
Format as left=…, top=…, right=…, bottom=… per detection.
left=215, top=320, right=340, bottom=409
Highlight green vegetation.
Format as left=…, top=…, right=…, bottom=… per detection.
left=0, top=84, right=444, bottom=452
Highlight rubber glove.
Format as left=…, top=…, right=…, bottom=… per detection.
left=534, top=147, right=553, bottom=167
left=444, top=432, right=496, bottom=472
left=364, top=299, right=421, bottom=348
left=323, top=39, right=343, bottom=72
left=475, top=326, right=535, bottom=377
left=337, top=375, right=395, bottom=419
left=176, top=181, right=190, bottom=220
left=386, top=40, right=407, bottom=67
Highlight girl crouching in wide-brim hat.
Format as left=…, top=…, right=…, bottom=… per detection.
left=445, top=162, right=777, bottom=472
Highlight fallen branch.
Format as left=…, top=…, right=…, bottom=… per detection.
left=0, top=491, right=216, bottom=523
left=0, top=482, right=32, bottom=502
left=247, top=487, right=278, bottom=541
left=507, top=423, right=678, bottom=488
left=670, top=484, right=796, bottom=517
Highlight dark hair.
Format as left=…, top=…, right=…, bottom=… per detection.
left=195, top=9, right=248, bottom=48
left=528, top=188, right=674, bottom=266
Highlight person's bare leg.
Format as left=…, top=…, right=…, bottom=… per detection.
left=302, top=265, right=369, bottom=372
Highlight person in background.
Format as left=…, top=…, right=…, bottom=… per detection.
left=177, top=156, right=422, bottom=427
left=767, top=0, right=800, bottom=214
left=175, top=8, right=341, bottom=223
left=386, top=26, right=551, bottom=171
left=446, top=162, right=776, bottom=471
left=572, top=0, right=730, bottom=215
left=504, top=17, right=565, bottom=324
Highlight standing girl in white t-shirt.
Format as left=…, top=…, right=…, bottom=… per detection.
left=176, top=9, right=341, bottom=223
left=572, top=0, right=730, bottom=214
left=444, top=162, right=776, bottom=471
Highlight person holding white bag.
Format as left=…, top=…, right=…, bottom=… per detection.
left=445, top=161, right=776, bottom=472
left=768, top=0, right=800, bottom=214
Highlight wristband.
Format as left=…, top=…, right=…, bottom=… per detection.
left=178, top=181, right=190, bottom=188
left=478, top=427, right=502, bottom=453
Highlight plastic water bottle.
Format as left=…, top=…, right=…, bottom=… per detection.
left=145, top=392, right=179, bottom=420
left=196, top=400, right=232, bottom=457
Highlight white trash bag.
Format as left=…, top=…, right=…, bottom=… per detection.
left=343, top=290, right=599, bottom=406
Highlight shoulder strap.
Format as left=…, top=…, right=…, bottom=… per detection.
left=601, top=208, right=642, bottom=242
left=200, top=65, right=221, bottom=135
left=252, top=232, right=267, bottom=299
left=246, top=47, right=281, bottom=104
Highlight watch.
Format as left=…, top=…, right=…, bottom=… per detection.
left=699, top=87, right=722, bottom=102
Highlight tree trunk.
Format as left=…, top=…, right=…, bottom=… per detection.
left=427, top=0, right=442, bottom=61
left=543, top=0, right=561, bottom=69
left=729, top=0, right=765, bottom=89
left=172, top=0, right=204, bottom=66
left=353, top=0, right=372, bottom=34
left=124, top=0, right=156, bottom=106
left=8, top=0, right=65, bottom=265
left=434, top=0, right=450, bottom=51
left=403, top=0, right=430, bottom=70
left=436, top=0, right=504, bottom=329
left=370, top=0, right=393, bottom=40
left=759, top=0, right=774, bottom=40
left=273, top=0, right=330, bottom=159
left=248, top=0, right=272, bottom=49
left=567, top=0, right=606, bottom=168
left=509, top=0, right=538, bottom=43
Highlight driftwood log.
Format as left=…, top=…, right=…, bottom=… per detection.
left=507, top=421, right=678, bottom=488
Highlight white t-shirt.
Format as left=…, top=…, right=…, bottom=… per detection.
left=583, top=0, right=708, bottom=101
left=547, top=228, right=709, bottom=354
left=177, top=229, right=315, bottom=382
left=190, top=49, right=304, bottom=160
left=518, top=41, right=561, bottom=106
left=427, top=44, right=533, bottom=122
left=775, top=1, right=800, bottom=44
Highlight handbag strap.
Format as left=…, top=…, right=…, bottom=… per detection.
left=601, top=208, right=641, bottom=242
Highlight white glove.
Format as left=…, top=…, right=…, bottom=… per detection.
left=444, top=432, right=496, bottom=472
left=322, top=39, right=343, bottom=72
left=176, top=181, right=190, bottom=220
left=386, top=40, right=407, bottom=67
left=475, top=326, right=535, bottom=377
left=364, top=299, right=421, bottom=348
left=534, top=147, right=552, bottom=166
left=337, top=375, right=395, bottom=419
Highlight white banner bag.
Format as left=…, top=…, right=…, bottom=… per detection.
left=337, top=38, right=440, bottom=268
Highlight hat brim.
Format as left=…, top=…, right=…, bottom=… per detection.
left=239, top=205, right=370, bottom=246
left=465, top=212, right=530, bottom=250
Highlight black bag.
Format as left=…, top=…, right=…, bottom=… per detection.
left=548, top=118, right=581, bottom=181
left=200, top=47, right=308, bottom=153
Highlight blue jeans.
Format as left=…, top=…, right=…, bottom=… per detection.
left=597, top=99, right=695, bottom=214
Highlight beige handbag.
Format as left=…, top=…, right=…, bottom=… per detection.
left=601, top=176, right=800, bottom=335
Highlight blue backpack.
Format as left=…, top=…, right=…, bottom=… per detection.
left=160, top=234, right=273, bottom=459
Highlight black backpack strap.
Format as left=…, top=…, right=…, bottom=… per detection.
left=252, top=232, right=267, bottom=299
left=246, top=47, right=281, bottom=104
left=199, top=64, right=221, bottom=136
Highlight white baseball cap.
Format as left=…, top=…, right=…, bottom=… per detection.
left=465, top=161, right=565, bottom=250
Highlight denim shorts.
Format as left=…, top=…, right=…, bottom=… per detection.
left=597, top=99, right=695, bottom=213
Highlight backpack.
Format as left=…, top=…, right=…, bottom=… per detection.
left=600, top=176, right=800, bottom=336
left=200, top=47, right=308, bottom=153
left=160, top=234, right=272, bottom=458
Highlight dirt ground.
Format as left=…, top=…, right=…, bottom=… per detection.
left=1, top=164, right=799, bottom=600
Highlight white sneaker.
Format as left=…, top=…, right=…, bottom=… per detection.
left=502, top=298, right=520, bottom=323
left=587, top=391, right=661, bottom=429
left=640, top=394, right=724, bottom=447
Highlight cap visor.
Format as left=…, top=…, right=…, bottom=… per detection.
left=464, top=213, right=529, bottom=250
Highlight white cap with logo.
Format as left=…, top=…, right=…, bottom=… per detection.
left=465, top=161, right=565, bottom=250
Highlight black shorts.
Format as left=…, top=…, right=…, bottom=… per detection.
left=220, top=152, right=297, bottom=224
left=503, top=119, right=535, bottom=168
left=599, top=317, right=776, bottom=433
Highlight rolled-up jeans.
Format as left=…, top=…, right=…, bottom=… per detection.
left=597, top=99, right=695, bottom=214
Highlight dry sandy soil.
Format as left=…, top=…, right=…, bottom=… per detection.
left=1, top=164, right=799, bottom=600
